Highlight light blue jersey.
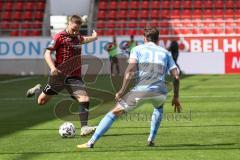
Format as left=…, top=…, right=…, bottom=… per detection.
left=130, top=42, right=177, bottom=92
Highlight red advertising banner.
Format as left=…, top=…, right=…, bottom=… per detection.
left=159, top=36, right=240, bottom=53
left=225, top=52, right=240, bottom=74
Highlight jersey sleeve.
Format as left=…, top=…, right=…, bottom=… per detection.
left=46, top=34, right=61, bottom=51
left=129, top=47, right=139, bottom=62
left=167, top=52, right=177, bottom=71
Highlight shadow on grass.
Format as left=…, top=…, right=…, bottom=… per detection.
left=0, top=74, right=195, bottom=139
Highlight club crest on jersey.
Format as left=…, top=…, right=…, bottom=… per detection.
left=49, top=40, right=56, bottom=47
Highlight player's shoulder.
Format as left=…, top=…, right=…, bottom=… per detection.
left=53, top=30, right=67, bottom=39
left=132, top=43, right=145, bottom=51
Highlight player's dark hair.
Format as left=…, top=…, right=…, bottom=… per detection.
left=144, top=27, right=159, bottom=43
left=69, top=15, right=82, bottom=25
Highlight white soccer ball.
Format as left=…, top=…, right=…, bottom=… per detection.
left=59, top=122, right=76, bottom=138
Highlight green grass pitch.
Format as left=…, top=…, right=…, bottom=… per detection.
left=0, top=74, right=239, bottom=160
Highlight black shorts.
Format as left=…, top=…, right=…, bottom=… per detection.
left=110, top=56, right=118, bottom=63
left=43, top=75, right=87, bottom=97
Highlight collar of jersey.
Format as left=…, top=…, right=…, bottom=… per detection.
left=146, top=42, right=157, bottom=46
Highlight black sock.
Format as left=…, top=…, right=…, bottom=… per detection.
left=79, top=102, right=89, bottom=127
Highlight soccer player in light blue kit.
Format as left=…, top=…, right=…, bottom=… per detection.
left=77, top=27, right=182, bottom=148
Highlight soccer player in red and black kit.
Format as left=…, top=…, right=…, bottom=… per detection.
left=26, top=15, right=98, bottom=136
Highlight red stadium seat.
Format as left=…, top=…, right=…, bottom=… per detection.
left=235, top=27, right=240, bottom=34
left=23, top=11, right=32, bottom=20
left=129, top=1, right=138, bottom=9
left=159, top=21, right=169, bottom=27
left=171, top=10, right=181, bottom=18
left=12, top=11, right=22, bottom=21
left=204, top=0, right=213, bottom=9
left=35, top=12, right=44, bottom=20
left=36, top=2, right=46, bottom=10
left=25, top=2, right=34, bottom=10
left=138, top=20, right=148, bottom=28
left=182, top=1, right=192, bottom=9
left=225, top=27, right=235, bottom=34
left=4, top=2, right=12, bottom=11
left=115, top=20, right=127, bottom=29
left=151, top=20, right=159, bottom=27
left=139, top=10, right=148, bottom=19
left=160, top=28, right=169, bottom=35
left=108, top=10, right=117, bottom=19
left=127, top=29, right=137, bottom=36
left=117, top=10, right=127, bottom=19
left=236, top=1, right=240, bottom=9
left=128, top=20, right=138, bottom=28
left=97, top=29, right=104, bottom=36
left=31, top=30, right=42, bottom=36
left=193, top=0, right=202, bottom=9
left=97, top=10, right=106, bottom=20
left=129, top=10, right=138, bottom=19
left=104, top=29, right=114, bottom=36
left=225, top=0, right=234, bottom=8
left=214, top=9, right=224, bottom=18
left=151, top=10, right=159, bottom=19
left=97, top=20, right=105, bottom=28
left=192, top=9, right=202, bottom=18
left=182, top=9, right=191, bottom=18
left=202, top=9, right=213, bottom=18
left=0, top=21, right=9, bottom=29
left=151, top=1, right=160, bottom=9
left=119, top=1, right=128, bottom=9
left=214, top=0, right=223, bottom=9
left=99, top=1, right=107, bottom=10
left=161, top=9, right=170, bottom=18
left=109, top=1, right=117, bottom=10
left=20, top=30, right=29, bottom=36
left=214, top=28, right=224, bottom=34
left=105, top=20, right=115, bottom=28
left=2, top=11, right=11, bottom=20
left=10, top=30, right=20, bottom=36
left=172, top=1, right=181, bottom=9
left=225, top=9, right=234, bottom=17
left=202, top=28, right=213, bottom=34
left=32, top=21, right=42, bottom=29
left=141, top=1, right=150, bottom=9
left=14, top=2, right=24, bottom=11
left=9, top=21, right=19, bottom=29
left=161, top=1, right=170, bottom=9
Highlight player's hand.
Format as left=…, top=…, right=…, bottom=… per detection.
left=172, top=97, right=182, bottom=113
left=50, top=67, right=61, bottom=76
left=92, top=30, right=98, bottom=39
left=115, top=90, right=124, bottom=102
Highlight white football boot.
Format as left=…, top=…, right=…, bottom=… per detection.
left=26, top=84, right=41, bottom=97
left=80, top=126, right=97, bottom=136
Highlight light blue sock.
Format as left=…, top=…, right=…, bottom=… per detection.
left=148, top=106, right=163, bottom=142
left=88, top=111, right=117, bottom=145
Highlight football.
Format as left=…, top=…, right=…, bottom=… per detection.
left=59, top=122, right=76, bottom=138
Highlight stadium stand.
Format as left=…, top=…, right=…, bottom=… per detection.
left=96, top=0, right=238, bottom=36
left=0, top=0, right=46, bottom=36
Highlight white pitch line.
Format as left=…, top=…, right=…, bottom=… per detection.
left=0, top=77, right=36, bottom=84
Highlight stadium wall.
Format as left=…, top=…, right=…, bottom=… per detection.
left=0, top=36, right=240, bottom=75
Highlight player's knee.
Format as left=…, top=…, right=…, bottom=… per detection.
left=112, top=108, right=124, bottom=117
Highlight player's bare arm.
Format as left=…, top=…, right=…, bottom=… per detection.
left=81, top=30, right=98, bottom=44
left=115, top=58, right=137, bottom=101
left=44, top=49, right=59, bottom=76
left=170, top=68, right=182, bottom=112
